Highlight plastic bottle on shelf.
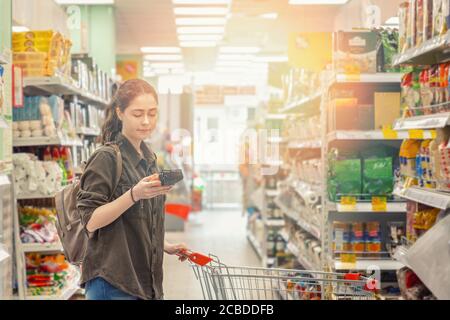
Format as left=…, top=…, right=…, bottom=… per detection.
left=60, top=147, right=74, bottom=182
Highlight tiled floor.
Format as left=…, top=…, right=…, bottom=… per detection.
left=163, top=209, right=260, bottom=300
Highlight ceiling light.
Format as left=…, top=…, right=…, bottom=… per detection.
left=253, top=55, right=288, bottom=62
left=54, top=0, right=114, bottom=4
left=289, top=0, right=349, bottom=4
left=180, top=41, right=217, bottom=47
left=175, top=18, right=227, bottom=26
left=178, top=34, right=222, bottom=41
left=172, top=0, right=230, bottom=4
left=220, top=46, right=261, bottom=54
left=149, top=62, right=184, bottom=69
left=259, top=12, right=278, bottom=19
left=218, top=54, right=254, bottom=61
left=385, top=16, right=399, bottom=25
left=144, top=54, right=182, bottom=61
left=174, top=7, right=228, bottom=15
left=140, top=47, right=181, bottom=53
left=12, top=25, right=30, bottom=32
left=177, top=26, right=225, bottom=34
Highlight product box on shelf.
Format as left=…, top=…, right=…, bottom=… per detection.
left=399, top=1, right=410, bottom=53
left=328, top=98, right=374, bottom=131
left=333, top=31, right=378, bottom=74
left=374, top=92, right=401, bottom=129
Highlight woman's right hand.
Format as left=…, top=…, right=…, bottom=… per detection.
left=132, top=174, right=171, bottom=201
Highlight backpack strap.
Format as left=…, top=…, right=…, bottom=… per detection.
left=105, top=142, right=123, bottom=201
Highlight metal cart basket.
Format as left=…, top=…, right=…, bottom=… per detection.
left=188, top=254, right=379, bottom=300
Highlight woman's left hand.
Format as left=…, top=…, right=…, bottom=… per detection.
left=164, top=242, right=189, bottom=261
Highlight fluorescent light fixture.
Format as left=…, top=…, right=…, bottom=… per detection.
left=220, top=46, right=261, bottom=54
left=218, top=54, right=254, bottom=61
left=253, top=55, right=288, bottom=62
left=140, top=47, right=181, bottom=53
left=149, top=62, right=184, bottom=69
left=289, top=0, right=349, bottom=4
left=178, top=34, right=223, bottom=41
left=172, top=0, right=230, bottom=4
left=259, top=12, right=278, bottom=19
left=175, top=17, right=227, bottom=26
left=144, top=54, right=182, bottom=61
left=385, top=16, right=399, bottom=25
left=174, top=7, right=228, bottom=15
left=177, top=26, right=225, bottom=34
left=55, top=0, right=114, bottom=4
left=180, top=41, right=217, bottom=47
left=12, top=25, right=30, bottom=32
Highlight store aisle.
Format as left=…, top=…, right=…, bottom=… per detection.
left=163, top=209, right=260, bottom=300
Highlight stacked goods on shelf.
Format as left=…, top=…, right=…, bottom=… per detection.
left=25, top=253, right=77, bottom=297
left=328, top=146, right=398, bottom=201
left=405, top=201, right=445, bottom=244
left=332, top=221, right=395, bottom=258
left=329, top=90, right=402, bottom=131
left=283, top=115, right=320, bottom=141
left=398, top=0, right=448, bottom=54
left=266, top=229, right=287, bottom=259
left=333, top=29, right=403, bottom=74
left=401, top=65, right=450, bottom=117
left=12, top=30, right=72, bottom=77
left=19, top=205, right=58, bottom=245
left=12, top=149, right=74, bottom=197
left=282, top=68, right=322, bottom=106
left=72, top=53, right=113, bottom=103
left=283, top=218, right=321, bottom=270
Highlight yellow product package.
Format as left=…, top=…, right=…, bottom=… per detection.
left=12, top=30, right=55, bottom=41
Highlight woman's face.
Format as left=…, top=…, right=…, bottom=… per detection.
left=117, top=93, right=159, bottom=142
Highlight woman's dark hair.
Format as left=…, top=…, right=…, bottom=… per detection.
left=101, top=79, right=158, bottom=144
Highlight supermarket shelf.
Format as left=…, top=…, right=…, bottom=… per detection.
left=287, top=139, right=321, bottom=149
left=17, top=192, right=57, bottom=200
left=393, top=32, right=450, bottom=66
left=393, top=113, right=450, bottom=130
left=26, top=280, right=79, bottom=300
left=334, top=259, right=404, bottom=271
left=0, top=52, right=10, bottom=65
left=328, top=202, right=406, bottom=213
left=333, top=73, right=402, bottom=84
left=275, top=199, right=321, bottom=240
left=76, top=127, right=101, bottom=136
left=265, top=189, right=280, bottom=197
left=264, top=219, right=285, bottom=227
left=394, top=186, right=450, bottom=210
left=279, top=229, right=289, bottom=242
left=286, top=242, right=318, bottom=272
left=247, top=231, right=263, bottom=260
left=13, top=135, right=83, bottom=147
left=21, top=242, right=63, bottom=253
left=327, top=130, right=406, bottom=142
left=328, top=211, right=406, bottom=222
left=23, top=76, right=110, bottom=107
left=279, top=92, right=322, bottom=113
left=0, top=115, right=9, bottom=129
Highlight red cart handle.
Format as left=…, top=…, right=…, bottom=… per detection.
left=177, top=249, right=213, bottom=266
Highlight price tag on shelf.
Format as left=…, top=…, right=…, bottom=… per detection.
left=408, top=129, right=424, bottom=139
left=382, top=125, right=398, bottom=139
left=430, top=129, right=437, bottom=139
left=372, top=196, right=387, bottom=212
left=344, top=72, right=361, bottom=82
left=340, top=196, right=357, bottom=211
left=340, top=253, right=357, bottom=263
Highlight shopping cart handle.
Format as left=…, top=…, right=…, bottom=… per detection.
left=177, top=249, right=213, bottom=266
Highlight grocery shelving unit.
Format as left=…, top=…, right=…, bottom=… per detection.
left=12, top=70, right=111, bottom=299
left=320, top=72, right=407, bottom=273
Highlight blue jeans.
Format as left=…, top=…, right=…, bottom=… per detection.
left=85, top=277, right=140, bottom=300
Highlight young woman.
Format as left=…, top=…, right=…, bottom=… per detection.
left=77, top=79, right=188, bottom=300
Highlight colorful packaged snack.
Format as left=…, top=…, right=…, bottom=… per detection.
left=419, top=68, right=433, bottom=114
left=417, top=0, right=425, bottom=46
left=424, top=0, right=434, bottom=41
left=399, top=2, right=410, bottom=53
left=433, top=0, right=448, bottom=37
left=430, top=65, right=441, bottom=113
left=410, top=0, right=417, bottom=48
left=402, top=72, right=421, bottom=117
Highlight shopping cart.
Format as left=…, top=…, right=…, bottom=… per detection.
left=179, top=250, right=379, bottom=301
